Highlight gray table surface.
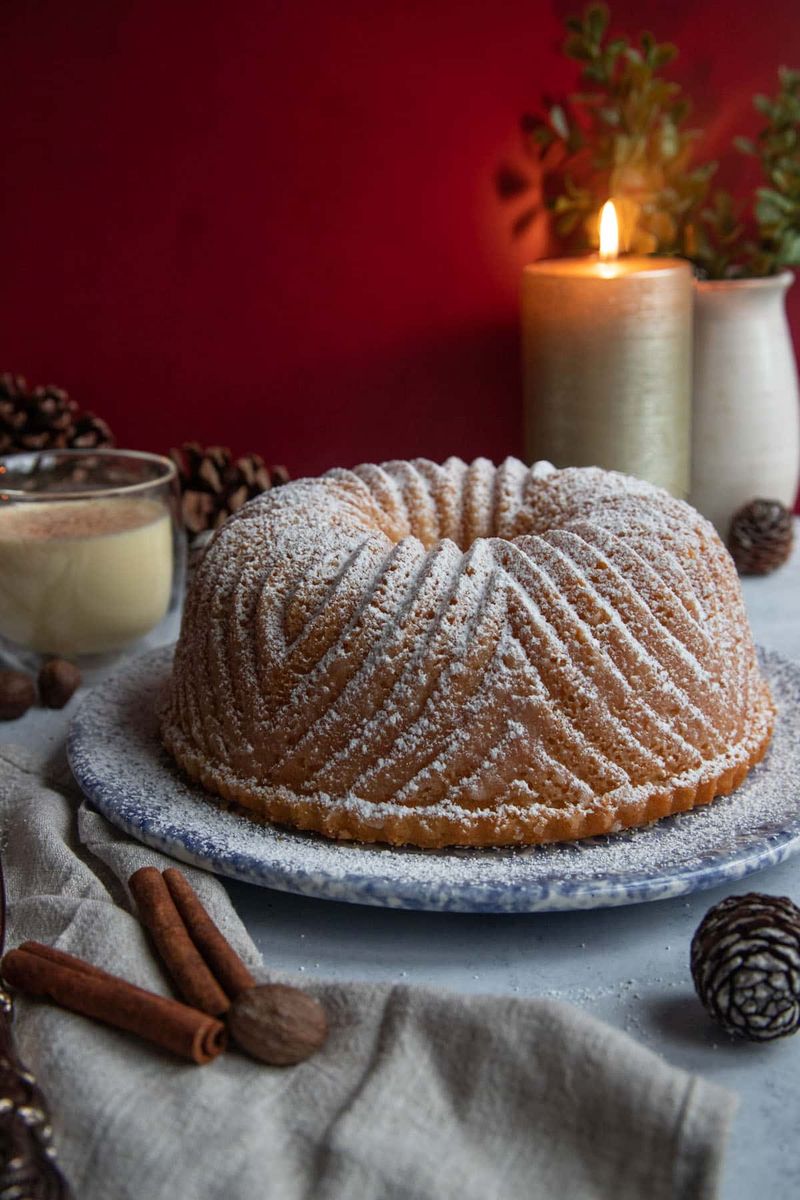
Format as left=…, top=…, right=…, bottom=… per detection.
left=5, top=526, right=799, bottom=1199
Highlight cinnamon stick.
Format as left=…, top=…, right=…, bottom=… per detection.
left=135, top=868, right=330, bottom=1068
left=163, top=868, right=256, bottom=1001
left=1, top=942, right=226, bottom=1065
left=129, top=867, right=230, bottom=1017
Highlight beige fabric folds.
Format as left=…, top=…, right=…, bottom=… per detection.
left=0, top=743, right=735, bottom=1200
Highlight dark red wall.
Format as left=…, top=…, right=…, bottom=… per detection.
left=1, top=1, right=799, bottom=478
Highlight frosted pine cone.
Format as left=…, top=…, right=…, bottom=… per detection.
left=691, top=892, right=800, bottom=1041
left=729, top=499, right=794, bottom=575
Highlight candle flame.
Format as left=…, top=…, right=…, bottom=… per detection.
left=599, top=201, right=619, bottom=261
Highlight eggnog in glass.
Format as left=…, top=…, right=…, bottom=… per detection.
left=0, top=450, right=185, bottom=668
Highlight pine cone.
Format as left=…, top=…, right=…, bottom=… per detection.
left=691, top=892, right=800, bottom=1041
left=729, top=498, right=794, bottom=575
left=170, top=442, right=289, bottom=538
left=0, top=373, right=114, bottom=455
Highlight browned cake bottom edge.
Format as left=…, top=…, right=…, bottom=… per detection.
left=162, top=692, right=776, bottom=849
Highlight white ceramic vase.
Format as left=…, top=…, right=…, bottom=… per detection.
left=690, top=271, right=800, bottom=535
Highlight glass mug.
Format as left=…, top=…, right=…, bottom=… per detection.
left=0, top=449, right=186, bottom=670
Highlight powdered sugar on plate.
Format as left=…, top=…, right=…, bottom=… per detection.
left=67, top=646, right=800, bottom=913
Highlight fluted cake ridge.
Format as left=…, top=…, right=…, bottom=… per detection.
left=161, top=456, right=774, bottom=847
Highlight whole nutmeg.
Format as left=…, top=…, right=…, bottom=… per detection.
left=38, top=659, right=82, bottom=709
left=691, top=892, right=800, bottom=1041
left=0, top=670, right=36, bottom=720
left=228, top=983, right=328, bottom=1066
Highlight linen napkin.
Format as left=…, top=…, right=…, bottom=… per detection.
left=0, top=740, right=735, bottom=1200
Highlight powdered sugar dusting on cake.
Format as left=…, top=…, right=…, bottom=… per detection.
left=70, top=647, right=800, bottom=912
left=160, top=457, right=774, bottom=848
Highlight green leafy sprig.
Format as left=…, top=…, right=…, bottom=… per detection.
left=501, top=6, right=800, bottom=278
left=509, top=3, right=715, bottom=257
left=735, top=67, right=800, bottom=275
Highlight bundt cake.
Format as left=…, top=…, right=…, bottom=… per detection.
left=161, top=457, right=775, bottom=848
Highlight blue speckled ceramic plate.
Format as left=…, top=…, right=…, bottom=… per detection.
left=67, top=646, right=800, bottom=913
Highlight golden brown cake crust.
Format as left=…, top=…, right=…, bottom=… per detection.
left=162, top=458, right=775, bottom=848
left=162, top=699, right=774, bottom=847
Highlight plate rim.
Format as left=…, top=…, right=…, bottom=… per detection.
left=67, top=645, right=800, bottom=913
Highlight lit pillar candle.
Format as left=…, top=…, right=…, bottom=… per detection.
left=521, top=202, right=693, bottom=497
